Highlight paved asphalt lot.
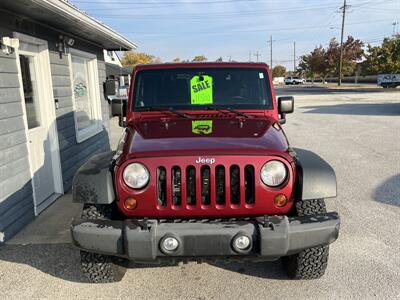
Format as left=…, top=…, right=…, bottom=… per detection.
left=0, top=85, right=399, bottom=299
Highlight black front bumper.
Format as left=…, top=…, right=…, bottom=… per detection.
left=71, top=213, right=340, bottom=262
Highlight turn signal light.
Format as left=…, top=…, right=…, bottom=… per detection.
left=124, top=197, right=138, bottom=210
left=274, top=194, right=287, bottom=208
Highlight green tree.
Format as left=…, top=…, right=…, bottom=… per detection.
left=362, top=35, right=400, bottom=74
left=271, top=65, right=286, bottom=77
left=121, top=51, right=161, bottom=67
left=297, top=36, right=364, bottom=79
left=298, top=45, right=328, bottom=79
left=192, top=55, right=208, bottom=62
left=325, top=36, right=364, bottom=76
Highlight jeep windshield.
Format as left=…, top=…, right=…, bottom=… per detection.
left=133, top=67, right=273, bottom=111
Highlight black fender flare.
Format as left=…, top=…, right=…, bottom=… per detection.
left=72, top=151, right=116, bottom=204
left=293, top=148, right=337, bottom=200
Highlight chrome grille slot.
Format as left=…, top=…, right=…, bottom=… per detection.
left=172, top=166, right=182, bottom=206
left=215, top=165, right=225, bottom=205
left=245, top=165, right=255, bottom=204
left=157, top=167, right=167, bottom=207
left=186, top=166, right=196, bottom=206
left=201, top=166, right=211, bottom=205
left=230, top=165, right=240, bottom=205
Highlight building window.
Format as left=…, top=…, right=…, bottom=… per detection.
left=70, top=49, right=103, bottom=143
left=19, top=54, right=41, bottom=129
left=107, top=50, right=115, bottom=61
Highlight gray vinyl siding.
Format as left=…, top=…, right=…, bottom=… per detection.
left=0, top=10, right=112, bottom=243
left=49, top=52, right=111, bottom=192
left=0, top=51, right=35, bottom=242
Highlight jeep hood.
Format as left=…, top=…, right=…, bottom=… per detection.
left=127, top=118, right=289, bottom=157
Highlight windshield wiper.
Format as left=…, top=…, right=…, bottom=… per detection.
left=225, top=107, right=252, bottom=119
left=204, top=106, right=251, bottom=119
left=204, top=106, right=230, bottom=116
left=136, top=107, right=192, bottom=119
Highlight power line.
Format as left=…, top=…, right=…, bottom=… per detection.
left=72, top=0, right=260, bottom=4
left=119, top=19, right=396, bottom=36
left=89, top=5, right=342, bottom=18
left=74, top=0, right=396, bottom=13
left=73, top=0, right=393, bottom=9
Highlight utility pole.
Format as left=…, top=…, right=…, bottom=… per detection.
left=254, top=51, right=261, bottom=62
left=267, top=35, right=273, bottom=70
left=338, top=0, right=348, bottom=86
left=293, top=41, right=296, bottom=73
left=392, top=21, right=399, bottom=36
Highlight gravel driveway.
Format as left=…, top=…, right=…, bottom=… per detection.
left=1, top=86, right=399, bottom=299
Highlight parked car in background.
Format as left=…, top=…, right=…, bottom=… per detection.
left=377, top=74, right=400, bottom=88
left=284, top=76, right=306, bottom=85
left=272, top=76, right=285, bottom=85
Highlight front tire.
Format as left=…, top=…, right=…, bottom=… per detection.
left=80, top=204, right=126, bottom=283
left=282, top=199, right=330, bottom=279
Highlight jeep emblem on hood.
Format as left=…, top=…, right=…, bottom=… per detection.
left=195, top=157, right=216, bottom=164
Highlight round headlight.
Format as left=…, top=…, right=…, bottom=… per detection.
left=260, top=160, right=287, bottom=187
left=123, top=163, right=149, bottom=189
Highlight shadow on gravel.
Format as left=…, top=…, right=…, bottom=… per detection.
left=0, top=243, right=287, bottom=282
left=302, top=103, right=400, bottom=116
left=209, top=260, right=287, bottom=279
left=0, top=243, right=86, bottom=283
left=130, top=260, right=287, bottom=279
left=373, top=174, right=400, bottom=207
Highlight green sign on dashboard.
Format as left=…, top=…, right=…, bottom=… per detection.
left=190, top=75, right=213, bottom=105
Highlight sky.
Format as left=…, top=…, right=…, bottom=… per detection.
left=70, top=0, right=400, bottom=70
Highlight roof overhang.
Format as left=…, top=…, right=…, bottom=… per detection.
left=105, top=63, right=133, bottom=76
left=1, top=0, right=136, bottom=50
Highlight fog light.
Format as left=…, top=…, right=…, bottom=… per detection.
left=124, top=197, right=138, bottom=210
left=274, top=194, right=287, bottom=208
left=232, top=234, right=251, bottom=252
left=160, top=236, right=179, bottom=253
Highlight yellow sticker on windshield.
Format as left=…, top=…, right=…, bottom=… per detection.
left=190, top=75, right=213, bottom=105
left=192, top=120, right=213, bottom=135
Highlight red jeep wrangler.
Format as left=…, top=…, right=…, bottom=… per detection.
left=71, top=63, right=339, bottom=283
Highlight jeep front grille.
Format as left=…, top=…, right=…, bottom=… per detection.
left=157, top=164, right=256, bottom=209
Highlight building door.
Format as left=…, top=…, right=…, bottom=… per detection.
left=17, top=34, right=63, bottom=215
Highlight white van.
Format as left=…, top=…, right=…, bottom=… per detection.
left=377, top=74, right=400, bottom=88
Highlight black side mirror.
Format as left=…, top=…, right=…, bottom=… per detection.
left=277, top=96, right=294, bottom=124
left=111, top=99, right=127, bottom=127
left=104, top=79, right=118, bottom=97
left=111, top=99, right=126, bottom=117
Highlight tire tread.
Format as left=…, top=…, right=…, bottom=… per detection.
left=80, top=204, right=126, bottom=283
left=283, top=199, right=330, bottom=280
